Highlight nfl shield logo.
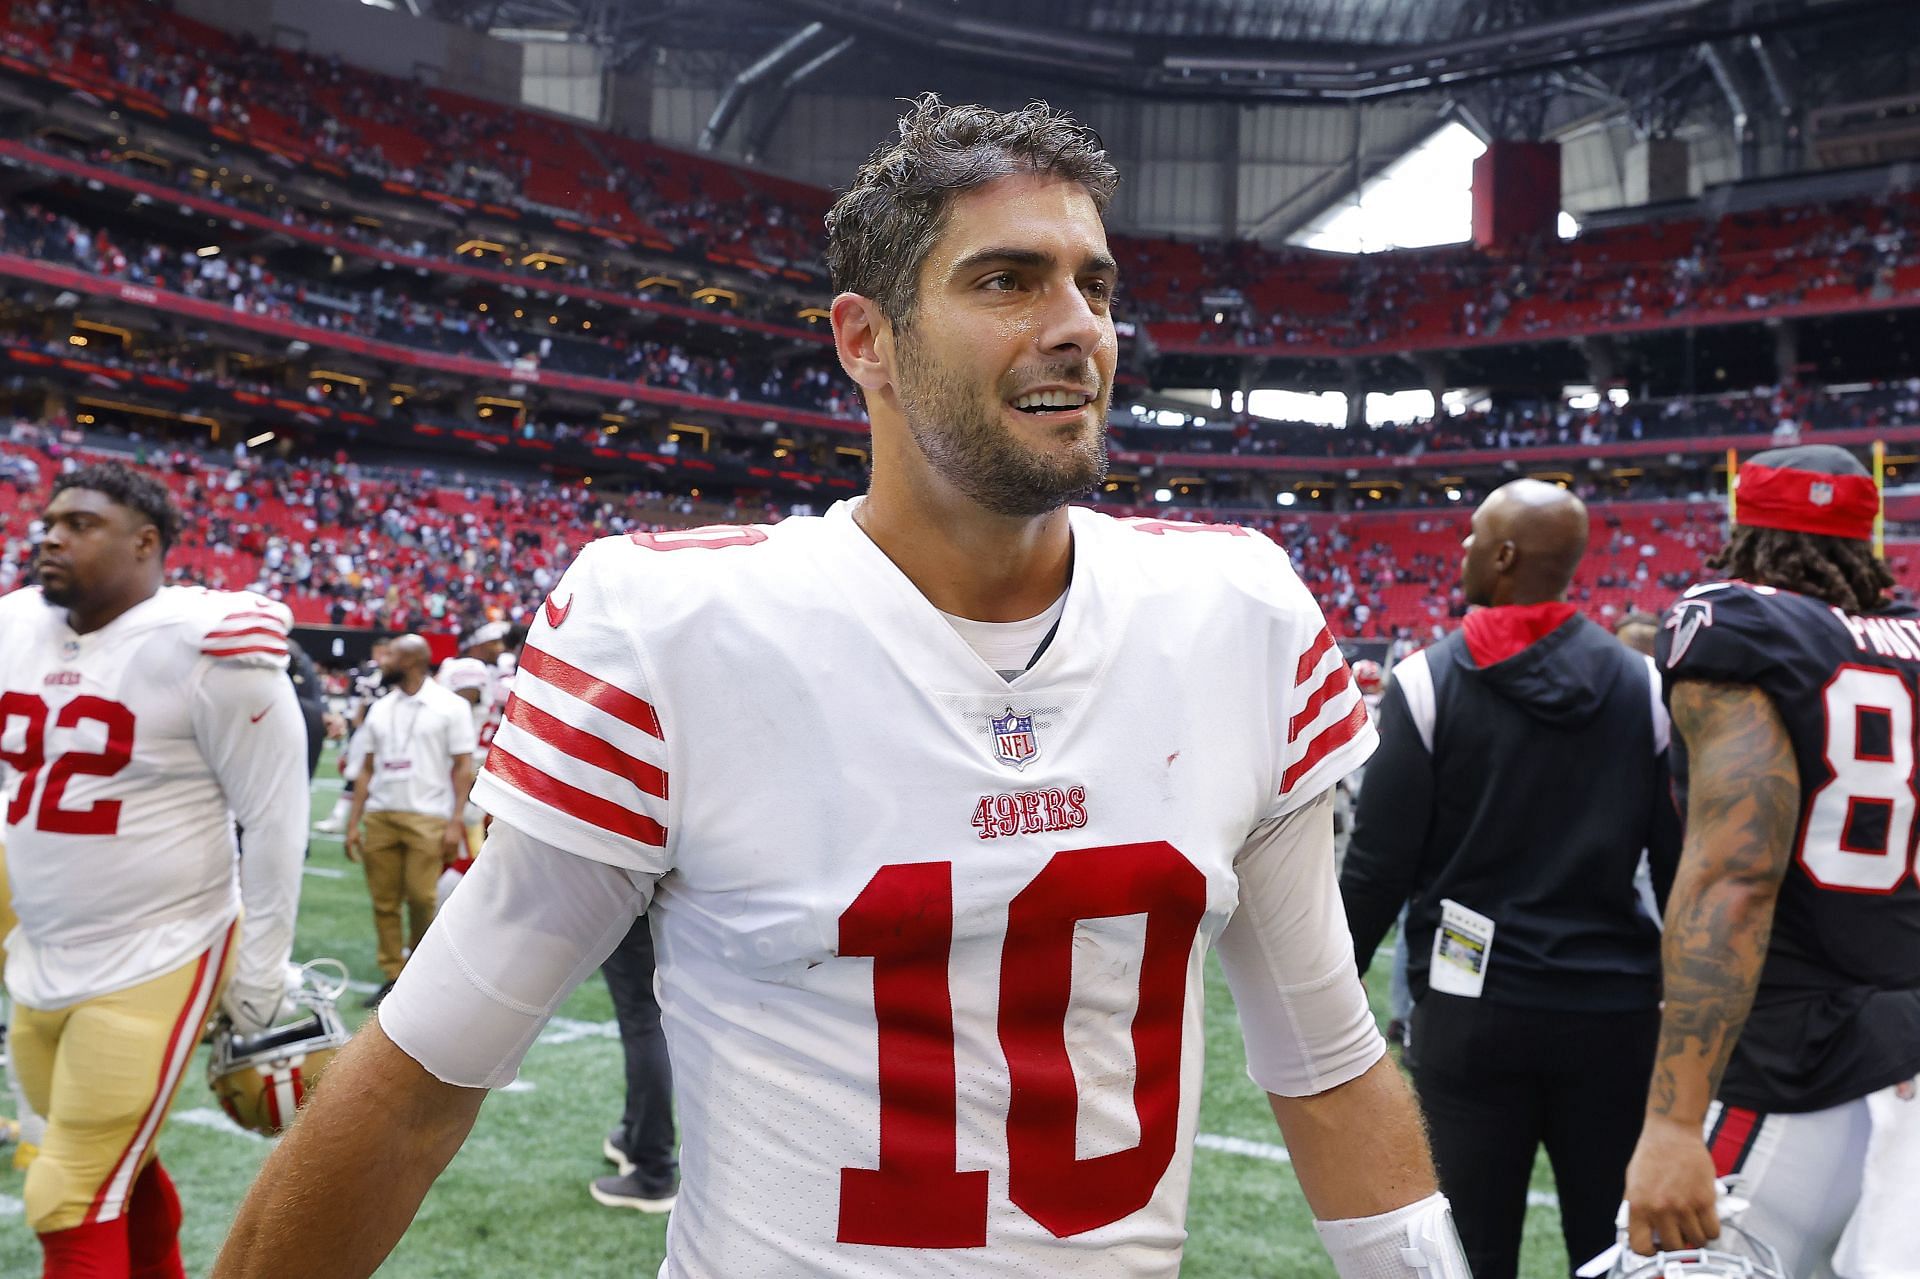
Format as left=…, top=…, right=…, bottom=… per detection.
left=1809, top=481, right=1835, bottom=506
left=991, top=706, right=1039, bottom=771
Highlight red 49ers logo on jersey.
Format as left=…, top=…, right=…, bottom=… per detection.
left=971, top=786, right=1089, bottom=839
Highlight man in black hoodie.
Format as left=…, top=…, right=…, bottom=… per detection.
left=1343, top=478, right=1681, bottom=1279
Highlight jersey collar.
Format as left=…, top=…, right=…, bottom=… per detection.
left=822, top=498, right=1116, bottom=694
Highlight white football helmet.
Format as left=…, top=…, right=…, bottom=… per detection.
left=208, top=959, right=353, bottom=1136
left=1581, top=1186, right=1789, bottom=1279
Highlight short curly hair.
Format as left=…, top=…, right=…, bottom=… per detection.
left=825, top=94, right=1119, bottom=327
left=50, top=460, right=181, bottom=551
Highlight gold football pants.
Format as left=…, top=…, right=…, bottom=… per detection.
left=9, top=922, right=236, bottom=1232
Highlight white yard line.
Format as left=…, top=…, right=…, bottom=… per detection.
left=302, top=865, right=346, bottom=879
left=172, top=1107, right=268, bottom=1143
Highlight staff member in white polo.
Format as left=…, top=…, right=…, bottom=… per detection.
left=345, top=634, right=476, bottom=1007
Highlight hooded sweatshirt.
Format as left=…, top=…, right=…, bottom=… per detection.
left=1341, top=605, right=1682, bottom=1011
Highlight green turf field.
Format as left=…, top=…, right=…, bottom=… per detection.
left=0, top=749, right=1574, bottom=1276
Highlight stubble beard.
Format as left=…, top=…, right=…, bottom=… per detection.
left=894, top=327, right=1108, bottom=518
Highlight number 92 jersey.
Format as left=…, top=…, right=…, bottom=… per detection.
left=1658, top=581, right=1920, bottom=1113
left=471, top=501, right=1379, bottom=1278
left=0, top=584, right=297, bottom=1009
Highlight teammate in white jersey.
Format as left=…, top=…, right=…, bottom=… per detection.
left=216, top=98, right=1468, bottom=1279
left=0, top=461, right=307, bottom=1277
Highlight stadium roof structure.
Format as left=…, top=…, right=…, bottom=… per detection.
left=433, top=0, right=1904, bottom=98
left=415, top=0, right=1917, bottom=236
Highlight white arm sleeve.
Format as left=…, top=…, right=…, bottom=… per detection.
left=377, top=821, right=658, bottom=1089
left=1216, top=788, right=1387, bottom=1097
left=1316, top=1192, right=1472, bottom=1279
left=192, top=659, right=309, bottom=999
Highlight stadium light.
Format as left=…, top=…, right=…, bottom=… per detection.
left=1154, top=488, right=1173, bottom=502
left=196, top=245, right=220, bottom=257
left=1446, top=488, right=1462, bottom=501
left=1277, top=492, right=1297, bottom=507
left=246, top=431, right=276, bottom=447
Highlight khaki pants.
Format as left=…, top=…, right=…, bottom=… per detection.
left=11, top=922, right=237, bottom=1231
left=362, top=810, right=448, bottom=980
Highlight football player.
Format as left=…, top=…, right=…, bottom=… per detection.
left=0, top=461, right=308, bottom=1276
left=1624, top=444, right=1920, bottom=1274
left=215, top=98, right=1469, bottom=1279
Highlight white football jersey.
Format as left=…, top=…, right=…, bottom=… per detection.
left=0, top=585, right=308, bottom=1009
left=472, top=502, right=1376, bottom=1278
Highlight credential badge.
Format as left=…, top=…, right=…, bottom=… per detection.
left=991, top=706, right=1039, bottom=771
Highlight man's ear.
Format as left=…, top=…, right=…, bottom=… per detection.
left=831, top=292, right=893, bottom=395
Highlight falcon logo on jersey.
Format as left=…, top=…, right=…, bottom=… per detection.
left=991, top=707, right=1039, bottom=770
left=1665, top=597, right=1714, bottom=666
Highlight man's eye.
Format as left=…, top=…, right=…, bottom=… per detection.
left=983, top=272, right=1018, bottom=291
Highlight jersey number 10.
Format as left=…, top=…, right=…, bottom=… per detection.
left=1803, top=667, right=1920, bottom=892
left=0, top=693, right=135, bottom=835
left=837, top=841, right=1206, bottom=1248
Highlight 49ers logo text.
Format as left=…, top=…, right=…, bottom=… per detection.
left=971, top=786, right=1088, bottom=839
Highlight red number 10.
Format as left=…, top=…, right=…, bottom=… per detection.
left=837, top=841, right=1206, bottom=1247
left=0, top=692, right=136, bottom=835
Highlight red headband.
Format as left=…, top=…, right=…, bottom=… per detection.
left=1735, top=462, right=1878, bottom=541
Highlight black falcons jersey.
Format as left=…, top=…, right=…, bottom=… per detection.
left=1660, top=581, right=1920, bottom=1113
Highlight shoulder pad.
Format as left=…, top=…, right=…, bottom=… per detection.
left=1658, top=581, right=1797, bottom=685
left=197, top=591, right=294, bottom=671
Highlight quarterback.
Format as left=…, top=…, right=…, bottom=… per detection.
left=217, top=98, right=1469, bottom=1279
left=0, top=462, right=308, bottom=1277
left=1625, top=444, right=1920, bottom=1273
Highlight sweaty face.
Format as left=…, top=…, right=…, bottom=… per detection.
left=36, top=488, right=150, bottom=611
left=891, top=175, right=1119, bottom=517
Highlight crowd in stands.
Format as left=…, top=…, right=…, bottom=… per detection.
left=1112, top=380, right=1920, bottom=460
left=7, top=0, right=1920, bottom=362
left=5, top=130, right=831, bottom=336
left=16, top=421, right=1916, bottom=649
left=3, top=0, right=829, bottom=274
left=0, top=203, right=859, bottom=418
left=0, top=424, right=785, bottom=636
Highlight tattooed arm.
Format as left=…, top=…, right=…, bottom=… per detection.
left=1623, top=679, right=1799, bottom=1256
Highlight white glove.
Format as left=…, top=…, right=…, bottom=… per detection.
left=220, top=972, right=294, bottom=1038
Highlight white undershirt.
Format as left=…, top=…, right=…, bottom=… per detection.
left=937, top=592, right=1067, bottom=681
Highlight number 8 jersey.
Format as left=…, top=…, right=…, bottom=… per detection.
left=468, top=500, right=1382, bottom=1277
left=1659, top=580, right=1920, bottom=1114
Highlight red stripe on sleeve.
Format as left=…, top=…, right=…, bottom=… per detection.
left=1288, top=662, right=1355, bottom=742
left=519, top=643, right=663, bottom=740
left=504, top=693, right=667, bottom=799
left=1280, top=699, right=1369, bottom=791
left=1293, top=628, right=1335, bottom=687
left=485, top=745, right=668, bottom=847
left=200, top=645, right=291, bottom=659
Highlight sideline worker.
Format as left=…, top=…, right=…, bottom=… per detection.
left=346, top=634, right=476, bottom=1007
left=1342, top=479, right=1681, bottom=1279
